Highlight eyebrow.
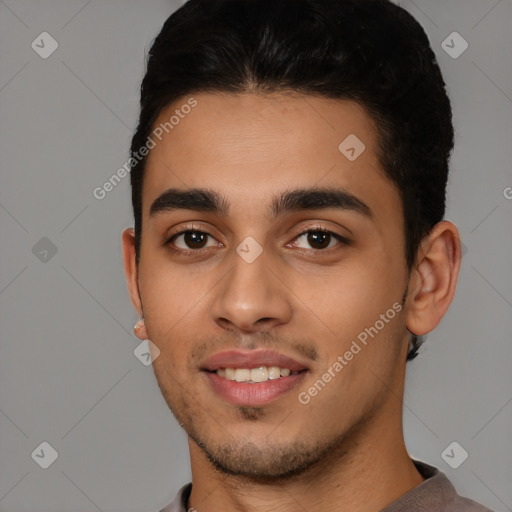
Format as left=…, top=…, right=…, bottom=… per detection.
left=149, top=186, right=373, bottom=221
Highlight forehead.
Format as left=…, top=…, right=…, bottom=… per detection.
left=141, top=91, right=400, bottom=227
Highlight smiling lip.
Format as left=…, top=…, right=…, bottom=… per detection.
left=200, top=350, right=310, bottom=406
left=200, top=349, right=309, bottom=372
left=204, top=371, right=307, bottom=406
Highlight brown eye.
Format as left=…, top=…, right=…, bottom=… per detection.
left=169, top=230, right=214, bottom=250
left=306, top=231, right=331, bottom=249
left=293, top=229, right=347, bottom=251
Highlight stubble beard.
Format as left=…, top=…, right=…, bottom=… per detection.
left=164, top=393, right=375, bottom=484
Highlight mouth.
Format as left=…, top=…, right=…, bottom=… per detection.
left=214, top=366, right=300, bottom=382
left=200, top=350, right=309, bottom=406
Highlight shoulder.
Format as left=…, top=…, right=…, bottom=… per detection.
left=446, top=494, right=495, bottom=512
left=413, top=459, right=495, bottom=512
left=381, top=459, right=495, bottom=512
left=158, top=482, right=192, bottom=512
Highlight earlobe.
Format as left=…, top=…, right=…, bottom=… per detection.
left=405, top=221, right=462, bottom=336
left=134, top=318, right=148, bottom=341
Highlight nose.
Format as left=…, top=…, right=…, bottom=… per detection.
left=210, top=251, right=293, bottom=335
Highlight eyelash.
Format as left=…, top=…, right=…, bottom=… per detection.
left=164, top=225, right=350, bottom=255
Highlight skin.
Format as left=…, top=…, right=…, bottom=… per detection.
left=122, top=91, right=461, bottom=512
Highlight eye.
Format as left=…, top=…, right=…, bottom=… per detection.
left=165, top=226, right=349, bottom=254
left=291, top=228, right=348, bottom=251
left=167, top=230, right=219, bottom=251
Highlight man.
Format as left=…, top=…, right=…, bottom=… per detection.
left=121, top=0, right=494, bottom=510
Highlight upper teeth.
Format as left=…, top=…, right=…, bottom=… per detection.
left=217, top=367, right=296, bottom=383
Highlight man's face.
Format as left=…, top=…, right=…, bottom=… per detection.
left=129, top=92, right=411, bottom=479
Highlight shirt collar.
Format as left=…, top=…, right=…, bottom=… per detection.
left=160, top=459, right=457, bottom=512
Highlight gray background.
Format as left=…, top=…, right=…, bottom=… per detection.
left=0, top=0, right=511, bottom=511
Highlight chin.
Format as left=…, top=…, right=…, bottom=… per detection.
left=189, top=428, right=346, bottom=483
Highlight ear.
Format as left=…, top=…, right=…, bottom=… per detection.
left=121, top=227, right=148, bottom=340
left=405, top=221, right=462, bottom=336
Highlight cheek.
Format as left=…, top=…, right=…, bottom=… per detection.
left=136, top=279, right=210, bottom=388
left=138, top=259, right=211, bottom=339
left=294, top=260, right=401, bottom=342
left=293, top=260, right=406, bottom=409
left=296, top=309, right=404, bottom=429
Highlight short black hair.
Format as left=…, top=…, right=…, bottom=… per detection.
left=129, top=0, right=454, bottom=361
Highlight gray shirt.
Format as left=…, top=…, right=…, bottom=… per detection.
left=159, top=459, right=494, bottom=511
